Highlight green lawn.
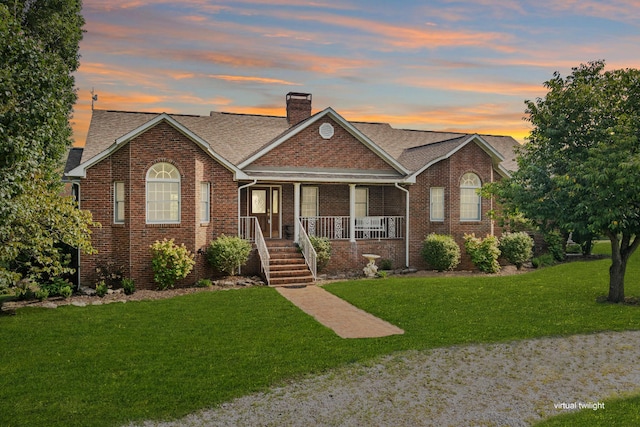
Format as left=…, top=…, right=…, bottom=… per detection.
left=1, top=245, right=639, bottom=426
left=534, top=394, right=640, bottom=427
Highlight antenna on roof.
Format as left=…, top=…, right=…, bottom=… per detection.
left=91, top=88, right=98, bottom=110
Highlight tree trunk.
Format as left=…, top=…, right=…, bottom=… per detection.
left=607, top=233, right=640, bottom=303
left=608, top=256, right=626, bottom=303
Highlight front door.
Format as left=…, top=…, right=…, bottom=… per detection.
left=250, top=187, right=281, bottom=238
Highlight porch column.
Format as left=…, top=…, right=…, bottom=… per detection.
left=349, top=183, right=356, bottom=242
left=294, top=182, right=301, bottom=243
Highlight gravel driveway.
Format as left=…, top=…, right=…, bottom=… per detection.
left=128, top=330, right=640, bottom=427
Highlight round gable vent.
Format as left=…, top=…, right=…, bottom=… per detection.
left=319, top=122, right=334, bottom=140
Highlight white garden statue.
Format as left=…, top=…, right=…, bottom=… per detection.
left=362, top=254, right=381, bottom=277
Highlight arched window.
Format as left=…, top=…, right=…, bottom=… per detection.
left=146, top=162, right=180, bottom=223
left=460, top=172, right=481, bottom=221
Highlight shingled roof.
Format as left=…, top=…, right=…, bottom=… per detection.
left=75, top=107, right=519, bottom=179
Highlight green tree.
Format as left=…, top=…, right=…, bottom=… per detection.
left=487, top=61, right=640, bottom=302
left=0, top=1, right=94, bottom=288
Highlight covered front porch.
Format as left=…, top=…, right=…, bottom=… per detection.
left=237, top=182, right=409, bottom=283
left=238, top=182, right=407, bottom=242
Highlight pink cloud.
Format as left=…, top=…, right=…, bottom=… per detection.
left=264, top=10, right=515, bottom=52
left=207, top=75, right=301, bottom=85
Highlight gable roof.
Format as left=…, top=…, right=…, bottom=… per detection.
left=400, top=134, right=507, bottom=179
left=68, top=107, right=519, bottom=182
left=238, top=107, right=411, bottom=176
left=351, top=122, right=517, bottom=176
left=66, top=113, right=249, bottom=179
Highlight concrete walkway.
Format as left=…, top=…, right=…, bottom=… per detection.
left=276, top=285, right=404, bottom=338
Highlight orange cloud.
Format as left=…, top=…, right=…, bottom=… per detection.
left=207, top=75, right=301, bottom=85
left=339, top=104, right=530, bottom=143
left=266, top=10, right=515, bottom=52
left=77, top=62, right=172, bottom=91
left=71, top=103, right=93, bottom=147
left=71, top=89, right=232, bottom=146
left=223, top=105, right=285, bottom=117
left=404, top=75, right=546, bottom=98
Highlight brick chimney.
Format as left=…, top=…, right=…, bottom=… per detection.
left=286, top=92, right=312, bottom=126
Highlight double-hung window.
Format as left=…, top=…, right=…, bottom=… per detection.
left=200, top=182, right=210, bottom=223
left=301, top=186, right=318, bottom=217
left=430, top=187, right=444, bottom=221
left=146, top=162, right=181, bottom=223
left=355, top=187, right=369, bottom=218
left=114, top=181, right=125, bottom=223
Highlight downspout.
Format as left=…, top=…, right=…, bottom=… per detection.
left=490, top=167, right=495, bottom=236
left=349, top=184, right=356, bottom=243
left=294, top=183, right=301, bottom=243
left=238, top=180, right=257, bottom=236
left=395, top=183, right=410, bottom=268
left=74, top=181, right=81, bottom=291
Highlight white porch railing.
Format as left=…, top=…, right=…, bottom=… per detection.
left=239, top=216, right=256, bottom=241
left=239, top=216, right=270, bottom=284
left=300, top=216, right=404, bottom=240
left=300, top=216, right=350, bottom=239
left=252, top=217, right=270, bottom=285
left=297, top=218, right=317, bottom=279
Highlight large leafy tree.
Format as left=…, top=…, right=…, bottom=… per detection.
left=0, top=0, right=96, bottom=287
left=488, top=61, right=640, bottom=303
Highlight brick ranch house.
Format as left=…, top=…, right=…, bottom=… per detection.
left=64, top=92, right=518, bottom=289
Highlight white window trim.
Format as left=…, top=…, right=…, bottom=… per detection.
left=146, top=162, right=181, bottom=224
left=200, top=182, right=210, bottom=223
left=460, top=173, right=481, bottom=222
left=114, top=181, right=125, bottom=224
left=430, top=187, right=444, bottom=222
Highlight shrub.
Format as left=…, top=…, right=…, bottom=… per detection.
left=14, top=279, right=37, bottom=300
left=532, top=253, right=555, bottom=268
left=95, top=261, right=125, bottom=288
left=421, top=234, right=461, bottom=271
left=59, top=285, right=73, bottom=299
left=34, top=288, right=49, bottom=301
left=499, top=232, right=533, bottom=269
left=464, top=234, right=501, bottom=274
left=308, top=235, right=332, bottom=272
left=544, top=231, right=565, bottom=262
left=379, top=258, right=393, bottom=270
left=565, top=243, right=581, bottom=254
left=196, top=278, right=212, bottom=288
left=206, top=235, right=252, bottom=276
left=122, top=278, right=135, bottom=295
left=40, top=277, right=73, bottom=298
left=95, top=280, right=108, bottom=298
left=150, top=239, right=195, bottom=290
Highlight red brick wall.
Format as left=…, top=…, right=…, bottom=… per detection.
left=408, top=141, right=497, bottom=270
left=81, top=157, right=115, bottom=284
left=80, top=121, right=239, bottom=289
left=323, top=240, right=406, bottom=275
left=249, top=117, right=397, bottom=172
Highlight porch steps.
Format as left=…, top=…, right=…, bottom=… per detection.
left=266, top=241, right=315, bottom=287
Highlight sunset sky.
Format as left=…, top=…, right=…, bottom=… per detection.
left=72, top=0, right=640, bottom=145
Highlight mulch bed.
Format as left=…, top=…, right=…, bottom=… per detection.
left=1, top=276, right=265, bottom=314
